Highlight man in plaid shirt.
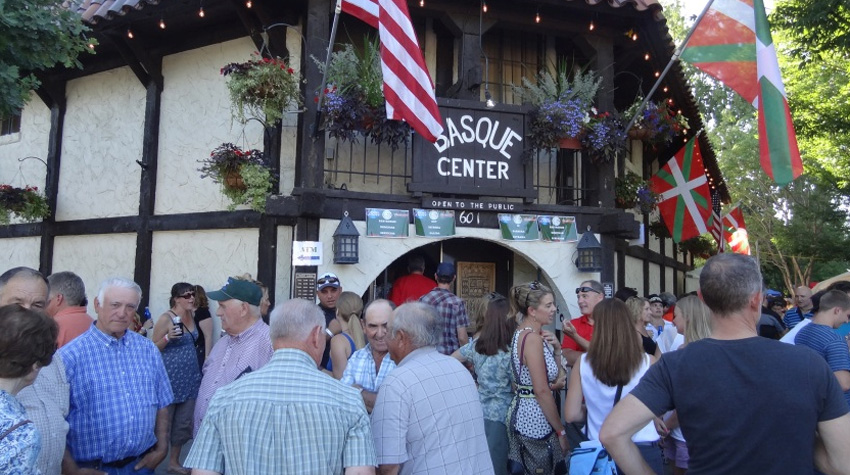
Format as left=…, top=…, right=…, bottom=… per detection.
left=419, top=262, right=469, bottom=355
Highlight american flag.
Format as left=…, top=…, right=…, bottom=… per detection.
left=709, top=189, right=724, bottom=251
left=340, top=0, right=444, bottom=142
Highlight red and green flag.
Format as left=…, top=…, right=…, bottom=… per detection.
left=722, top=203, right=750, bottom=254
left=650, top=137, right=712, bottom=242
left=680, top=0, right=802, bottom=185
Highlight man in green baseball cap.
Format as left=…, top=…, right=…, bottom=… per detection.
left=193, top=276, right=273, bottom=437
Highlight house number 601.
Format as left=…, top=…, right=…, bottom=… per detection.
left=458, top=211, right=479, bottom=225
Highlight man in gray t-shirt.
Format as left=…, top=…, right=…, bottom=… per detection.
left=600, top=254, right=850, bottom=474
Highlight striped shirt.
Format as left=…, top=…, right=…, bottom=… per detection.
left=784, top=307, right=812, bottom=329
left=193, top=318, right=273, bottom=437
left=795, top=322, right=850, bottom=407
left=419, top=288, right=469, bottom=355
left=17, top=356, right=68, bottom=475
left=60, top=325, right=173, bottom=463
left=340, top=344, right=397, bottom=392
left=185, top=349, right=377, bottom=474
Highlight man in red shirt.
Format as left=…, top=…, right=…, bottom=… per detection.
left=562, top=280, right=604, bottom=366
left=388, top=255, right=436, bottom=307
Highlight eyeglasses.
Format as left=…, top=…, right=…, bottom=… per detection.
left=575, top=286, right=601, bottom=295
left=317, top=276, right=339, bottom=286
left=178, top=292, right=195, bottom=299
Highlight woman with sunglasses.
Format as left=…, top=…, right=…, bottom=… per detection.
left=564, top=298, right=663, bottom=474
left=153, top=282, right=202, bottom=475
left=625, top=297, right=661, bottom=359
left=452, top=292, right=516, bottom=475
left=506, top=282, right=568, bottom=474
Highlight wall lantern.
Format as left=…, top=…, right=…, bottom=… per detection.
left=333, top=211, right=360, bottom=264
left=574, top=227, right=602, bottom=272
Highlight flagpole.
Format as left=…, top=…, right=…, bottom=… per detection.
left=623, top=0, right=718, bottom=134
left=312, top=0, right=344, bottom=138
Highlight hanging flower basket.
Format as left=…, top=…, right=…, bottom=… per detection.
left=0, top=185, right=50, bottom=224
left=628, top=127, right=653, bottom=141
left=198, top=143, right=274, bottom=213
left=559, top=136, right=582, bottom=150
left=221, top=53, right=303, bottom=125
left=615, top=172, right=660, bottom=214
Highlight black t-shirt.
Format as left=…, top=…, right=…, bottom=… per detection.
left=319, top=304, right=336, bottom=368
left=630, top=337, right=848, bottom=474
left=640, top=334, right=658, bottom=356
left=193, top=307, right=212, bottom=369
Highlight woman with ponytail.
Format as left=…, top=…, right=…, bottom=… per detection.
left=327, top=291, right=366, bottom=378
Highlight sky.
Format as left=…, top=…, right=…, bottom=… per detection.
left=682, top=0, right=775, bottom=18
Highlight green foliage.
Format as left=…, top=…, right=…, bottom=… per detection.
left=0, top=0, right=93, bottom=117
left=0, top=185, right=50, bottom=224
left=221, top=54, right=302, bottom=125
left=615, top=172, right=660, bottom=214
left=317, top=38, right=383, bottom=108
left=511, top=63, right=601, bottom=107
left=198, top=143, right=273, bottom=213
left=222, top=162, right=272, bottom=213
left=772, top=0, right=850, bottom=58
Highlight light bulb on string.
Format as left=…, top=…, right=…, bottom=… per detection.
left=482, top=2, right=487, bottom=12
left=88, top=41, right=95, bottom=50
left=632, top=32, right=638, bottom=41
left=246, top=0, right=252, bottom=8
left=589, top=20, right=594, bottom=31
left=662, top=86, right=668, bottom=93
left=535, top=9, right=540, bottom=23
left=127, top=28, right=134, bottom=39
left=198, top=7, right=205, bottom=17
left=644, top=53, right=650, bottom=61
left=419, top=0, right=424, bottom=6
left=159, top=17, right=166, bottom=29
left=654, top=71, right=660, bottom=78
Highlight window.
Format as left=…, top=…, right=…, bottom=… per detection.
left=1, top=113, right=21, bottom=136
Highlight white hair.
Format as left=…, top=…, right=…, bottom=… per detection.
left=391, top=302, right=439, bottom=349
left=269, top=299, right=325, bottom=341
left=97, top=277, right=142, bottom=304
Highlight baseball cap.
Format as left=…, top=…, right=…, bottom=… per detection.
left=648, top=294, right=663, bottom=304
left=435, top=262, right=456, bottom=277
left=207, top=277, right=263, bottom=306
left=317, top=273, right=341, bottom=291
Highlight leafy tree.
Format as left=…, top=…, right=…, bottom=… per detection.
left=772, top=0, right=850, bottom=59
left=0, top=0, right=93, bottom=117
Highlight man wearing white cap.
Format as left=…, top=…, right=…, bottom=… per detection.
left=317, top=272, right=343, bottom=368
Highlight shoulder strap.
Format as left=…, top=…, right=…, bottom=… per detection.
left=0, top=420, right=32, bottom=442
left=513, top=330, right=532, bottom=382
left=614, top=384, right=624, bottom=405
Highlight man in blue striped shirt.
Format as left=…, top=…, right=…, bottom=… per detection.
left=785, top=285, right=814, bottom=329
left=60, top=277, right=173, bottom=473
left=794, top=290, right=850, bottom=408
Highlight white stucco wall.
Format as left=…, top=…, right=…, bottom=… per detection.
left=52, top=233, right=137, bottom=316
left=665, top=267, right=674, bottom=293
left=0, top=100, right=50, bottom=194
left=0, top=237, right=41, bottom=271
left=156, top=38, right=265, bottom=215
left=314, top=218, right=598, bottom=320
left=625, top=255, right=643, bottom=294
left=648, top=262, right=661, bottom=295
left=59, top=67, right=145, bottom=220
left=148, top=228, right=259, bottom=322
left=275, top=225, right=293, bottom=302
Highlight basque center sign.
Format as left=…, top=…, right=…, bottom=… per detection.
left=411, top=99, right=536, bottom=200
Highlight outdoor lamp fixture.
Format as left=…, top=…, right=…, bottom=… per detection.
left=333, top=211, right=360, bottom=264
left=574, top=227, right=603, bottom=272
left=485, top=89, right=495, bottom=109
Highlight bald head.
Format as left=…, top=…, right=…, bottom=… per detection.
left=795, top=286, right=813, bottom=311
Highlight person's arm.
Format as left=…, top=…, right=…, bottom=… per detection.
left=451, top=348, right=467, bottom=363
left=562, top=321, right=590, bottom=351
left=523, top=333, right=567, bottom=453
left=563, top=360, right=585, bottom=423
left=152, top=314, right=172, bottom=351
left=541, top=330, right=565, bottom=390
left=834, top=370, right=850, bottom=392
left=346, top=467, right=376, bottom=475
left=457, top=326, right=469, bottom=348
left=663, top=410, right=679, bottom=431
left=199, top=317, right=213, bottom=357
left=330, top=334, right=352, bottom=380
left=599, top=394, right=657, bottom=475
left=377, top=464, right=400, bottom=475
left=563, top=348, right=582, bottom=367
left=134, top=406, right=169, bottom=470
left=62, top=449, right=106, bottom=475
left=814, top=413, right=850, bottom=474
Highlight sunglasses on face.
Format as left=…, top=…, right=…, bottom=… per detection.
left=178, top=292, right=195, bottom=299
left=317, top=276, right=339, bottom=286
left=575, top=286, right=601, bottom=295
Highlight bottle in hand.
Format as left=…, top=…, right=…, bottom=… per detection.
left=172, top=315, right=184, bottom=337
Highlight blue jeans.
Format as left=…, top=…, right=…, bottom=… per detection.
left=485, top=419, right=509, bottom=475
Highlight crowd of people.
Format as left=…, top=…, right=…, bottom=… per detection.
left=3, top=252, right=850, bottom=474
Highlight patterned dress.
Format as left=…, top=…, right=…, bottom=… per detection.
left=0, top=390, right=41, bottom=474
left=510, top=328, right=559, bottom=438
left=162, top=324, right=202, bottom=403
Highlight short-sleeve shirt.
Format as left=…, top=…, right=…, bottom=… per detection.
left=340, top=344, right=397, bottom=392
left=561, top=315, right=594, bottom=352
left=458, top=340, right=512, bottom=423
left=0, top=390, right=40, bottom=474
left=629, top=337, right=849, bottom=474
left=372, top=347, right=494, bottom=474
left=784, top=307, right=812, bottom=329
left=388, top=274, right=436, bottom=307
left=61, top=326, right=174, bottom=463
left=795, top=322, right=850, bottom=407
left=186, top=349, right=376, bottom=474
left=419, top=288, right=469, bottom=355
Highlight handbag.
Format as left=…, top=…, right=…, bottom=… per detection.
left=568, top=384, right=623, bottom=475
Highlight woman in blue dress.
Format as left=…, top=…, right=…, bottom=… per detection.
left=153, top=283, right=202, bottom=475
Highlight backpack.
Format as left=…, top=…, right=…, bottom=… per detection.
left=569, top=441, right=617, bottom=475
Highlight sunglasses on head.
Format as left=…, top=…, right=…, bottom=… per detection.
left=178, top=292, right=195, bottom=299
left=317, top=276, right=339, bottom=286
left=486, top=291, right=506, bottom=302
left=575, top=286, right=601, bottom=295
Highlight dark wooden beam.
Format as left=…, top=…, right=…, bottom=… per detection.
left=298, top=0, right=329, bottom=190
left=39, top=93, right=67, bottom=276
left=107, top=32, right=152, bottom=87
left=227, top=0, right=267, bottom=53
left=134, top=66, right=163, bottom=310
